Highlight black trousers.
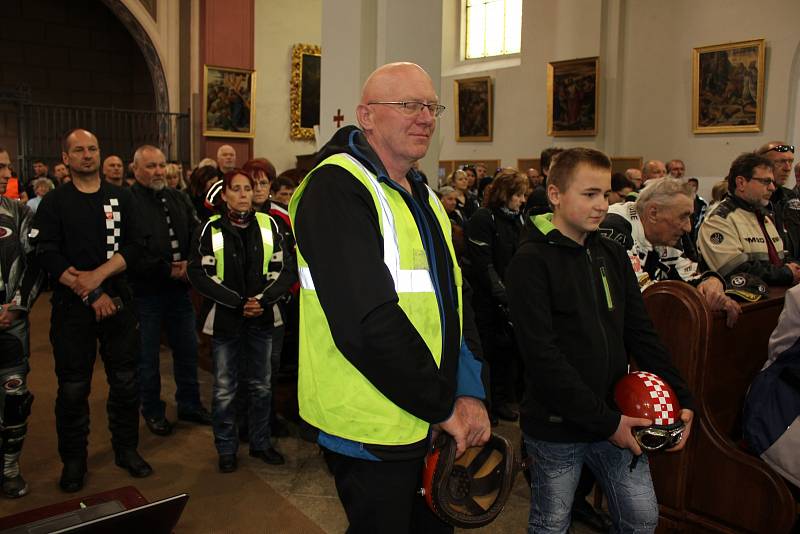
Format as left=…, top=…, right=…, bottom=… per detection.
left=50, top=291, right=140, bottom=462
left=322, top=448, right=453, bottom=534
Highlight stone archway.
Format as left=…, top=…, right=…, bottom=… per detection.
left=100, top=0, right=169, bottom=114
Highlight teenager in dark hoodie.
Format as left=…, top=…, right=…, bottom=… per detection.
left=506, top=148, right=695, bottom=533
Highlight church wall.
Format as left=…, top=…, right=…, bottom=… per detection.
left=437, top=0, right=800, bottom=195
left=619, top=0, right=800, bottom=192
left=438, top=0, right=604, bottom=186
left=252, top=0, right=321, bottom=174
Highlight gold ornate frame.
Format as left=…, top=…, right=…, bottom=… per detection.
left=546, top=57, right=599, bottom=137
left=290, top=43, right=321, bottom=141
left=202, top=64, right=256, bottom=138
left=454, top=76, right=493, bottom=142
left=692, top=39, right=765, bottom=134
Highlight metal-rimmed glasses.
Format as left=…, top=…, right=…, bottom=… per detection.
left=367, top=101, right=446, bottom=118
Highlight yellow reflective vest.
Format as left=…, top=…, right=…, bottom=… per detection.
left=208, top=212, right=274, bottom=279
left=289, top=153, right=462, bottom=445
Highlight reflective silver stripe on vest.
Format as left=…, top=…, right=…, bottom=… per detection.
left=258, top=219, right=274, bottom=247
left=211, top=230, right=224, bottom=253
left=299, top=266, right=316, bottom=289
left=300, top=154, right=434, bottom=294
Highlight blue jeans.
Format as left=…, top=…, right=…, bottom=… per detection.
left=211, top=325, right=272, bottom=455
left=524, top=435, right=658, bottom=534
left=136, top=287, right=202, bottom=419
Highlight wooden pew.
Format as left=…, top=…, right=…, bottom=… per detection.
left=642, top=281, right=796, bottom=533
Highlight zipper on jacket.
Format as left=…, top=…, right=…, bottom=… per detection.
left=585, top=248, right=611, bottom=363
left=598, top=258, right=614, bottom=311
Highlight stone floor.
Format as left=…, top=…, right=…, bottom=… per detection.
left=257, top=415, right=601, bottom=534
left=3, top=296, right=603, bottom=533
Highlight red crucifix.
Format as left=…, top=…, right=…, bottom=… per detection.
left=333, top=109, right=344, bottom=128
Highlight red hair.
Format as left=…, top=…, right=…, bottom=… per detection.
left=222, top=168, right=255, bottom=190
left=242, top=158, right=277, bottom=182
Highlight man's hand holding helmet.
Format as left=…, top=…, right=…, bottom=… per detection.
left=438, top=396, right=491, bottom=458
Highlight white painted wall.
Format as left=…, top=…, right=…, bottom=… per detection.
left=620, top=0, right=800, bottom=194
left=253, top=0, right=322, bottom=173
left=437, top=0, right=800, bottom=198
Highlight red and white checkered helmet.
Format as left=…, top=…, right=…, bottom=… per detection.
left=614, top=371, right=681, bottom=427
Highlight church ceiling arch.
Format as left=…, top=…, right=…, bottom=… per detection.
left=99, top=0, right=169, bottom=114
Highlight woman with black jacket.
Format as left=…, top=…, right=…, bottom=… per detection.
left=188, top=169, right=297, bottom=473
left=465, top=168, right=528, bottom=423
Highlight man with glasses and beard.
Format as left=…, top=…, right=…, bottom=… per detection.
left=129, top=145, right=211, bottom=438
left=757, top=142, right=800, bottom=259
left=33, top=129, right=152, bottom=493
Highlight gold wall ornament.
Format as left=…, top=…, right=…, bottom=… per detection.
left=290, top=43, right=321, bottom=141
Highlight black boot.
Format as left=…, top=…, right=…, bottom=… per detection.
left=59, top=458, right=87, bottom=493
left=114, top=449, right=153, bottom=478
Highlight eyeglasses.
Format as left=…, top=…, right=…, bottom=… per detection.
left=750, top=177, right=776, bottom=187
left=633, top=424, right=684, bottom=452
left=764, top=145, right=795, bottom=154
left=367, top=101, right=446, bottom=118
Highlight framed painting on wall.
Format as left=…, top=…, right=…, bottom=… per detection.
left=547, top=57, right=599, bottom=137
left=203, top=65, right=256, bottom=138
left=454, top=76, right=493, bottom=142
left=290, top=43, right=321, bottom=141
left=692, top=39, right=765, bottom=134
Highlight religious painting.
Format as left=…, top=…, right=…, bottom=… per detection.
left=454, top=76, right=493, bottom=142
left=202, top=65, right=256, bottom=138
left=290, top=43, right=321, bottom=141
left=547, top=57, right=599, bottom=137
left=693, top=39, right=765, bottom=134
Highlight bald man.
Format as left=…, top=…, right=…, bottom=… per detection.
left=128, top=145, right=209, bottom=437
left=289, top=62, right=489, bottom=533
left=216, top=145, right=236, bottom=173
left=33, top=129, right=152, bottom=492
left=757, top=141, right=800, bottom=258
left=102, top=155, right=125, bottom=187
left=642, top=160, right=667, bottom=184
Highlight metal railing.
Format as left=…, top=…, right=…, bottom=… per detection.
left=1, top=87, right=189, bottom=182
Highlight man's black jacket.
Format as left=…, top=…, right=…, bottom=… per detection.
left=129, top=183, right=199, bottom=295
left=506, top=214, right=694, bottom=443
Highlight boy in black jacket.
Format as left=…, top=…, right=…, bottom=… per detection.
left=506, top=148, right=694, bottom=533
